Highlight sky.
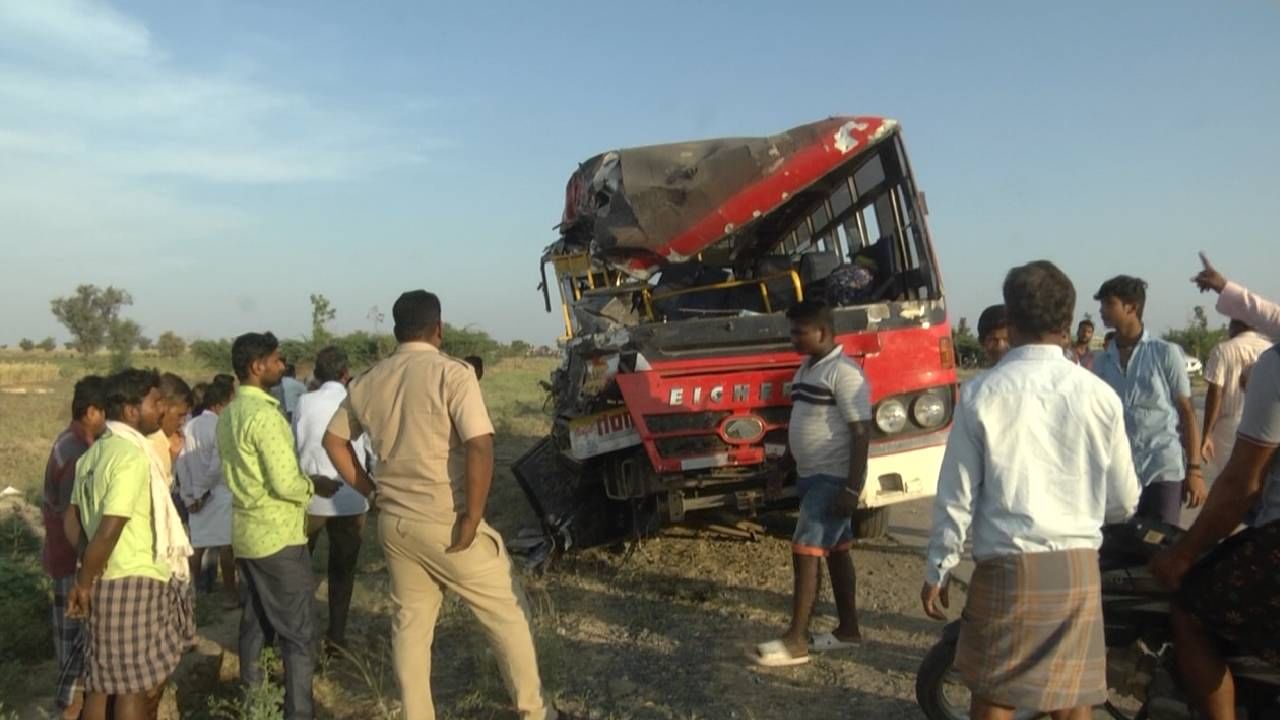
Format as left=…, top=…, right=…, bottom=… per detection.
left=1, top=1, right=1277, bottom=346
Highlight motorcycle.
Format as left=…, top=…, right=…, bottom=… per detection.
left=914, top=519, right=1280, bottom=719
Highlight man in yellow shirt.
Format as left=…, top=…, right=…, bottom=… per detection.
left=67, top=369, right=195, bottom=720
left=218, top=332, right=339, bottom=720
left=148, top=373, right=192, bottom=486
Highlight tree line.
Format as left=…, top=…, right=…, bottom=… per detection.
left=24, top=284, right=542, bottom=372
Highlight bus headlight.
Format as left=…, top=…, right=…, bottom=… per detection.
left=875, top=399, right=908, bottom=434
left=912, top=394, right=947, bottom=429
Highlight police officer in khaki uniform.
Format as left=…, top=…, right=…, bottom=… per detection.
left=322, top=290, right=557, bottom=720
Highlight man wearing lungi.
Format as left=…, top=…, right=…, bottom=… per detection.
left=43, top=375, right=107, bottom=719
left=1152, top=343, right=1280, bottom=719
left=924, top=260, right=1141, bottom=719
left=177, top=375, right=238, bottom=606
left=66, top=369, right=196, bottom=720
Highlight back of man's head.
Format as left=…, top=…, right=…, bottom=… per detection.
left=158, top=372, right=193, bottom=408
left=231, top=332, right=279, bottom=382
left=104, top=368, right=161, bottom=421
left=1094, top=275, right=1147, bottom=318
left=203, top=376, right=235, bottom=408
left=977, top=304, right=1009, bottom=342
left=393, top=290, right=442, bottom=343
left=314, top=346, right=350, bottom=384
left=72, top=375, right=107, bottom=422
left=1003, top=260, right=1075, bottom=338
left=1228, top=319, right=1252, bottom=337
left=785, top=299, right=835, bottom=332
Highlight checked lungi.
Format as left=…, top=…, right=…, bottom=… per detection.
left=82, top=576, right=195, bottom=695
left=51, top=575, right=85, bottom=713
left=1180, top=519, right=1280, bottom=668
left=955, top=548, right=1107, bottom=712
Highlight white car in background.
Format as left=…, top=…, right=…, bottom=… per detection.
left=1186, top=356, right=1204, bottom=376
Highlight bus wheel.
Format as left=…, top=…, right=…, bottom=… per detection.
left=853, top=507, right=890, bottom=539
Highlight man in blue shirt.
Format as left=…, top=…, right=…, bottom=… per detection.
left=1093, top=275, right=1207, bottom=525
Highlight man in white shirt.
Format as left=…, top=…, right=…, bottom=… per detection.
left=272, top=363, right=308, bottom=423
left=923, top=260, right=1140, bottom=720
left=294, top=346, right=371, bottom=652
left=176, top=376, right=238, bottom=606
left=1201, top=319, right=1274, bottom=482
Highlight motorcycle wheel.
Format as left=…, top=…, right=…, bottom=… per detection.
left=915, top=638, right=1044, bottom=720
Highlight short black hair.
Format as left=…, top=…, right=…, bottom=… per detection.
left=1094, top=275, right=1147, bottom=318
left=785, top=299, right=835, bottom=332
left=464, top=355, right=484, bottom=379
left=1078, top=319, right=1094, bottom=330
left=1003, top=261, right=1076, bottom=336
left=213, top=373, right=235, bottom=386
left=231, top=332, right=279, bottom=381
left=977, top=304, right=1009, bottom=342
left=158, top=372, right=193, bottom=407
left=314, top=346, right=349, bottom=384
left=71, top=375, right=107, bottom=421
left=104, top=368, right=161, bottom=421
left=190, top=382, right=209, bottom=414
left=1229, top=318, right=1252, bottom=336
left=284, top=363, right=297, bottom=378
left=202, top=376, right=235, bottom=408
left=393, top=290, right=442, bottom=342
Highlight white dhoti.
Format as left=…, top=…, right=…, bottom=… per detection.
left=188, top=484, right=233, bottom=548
left=1205, top=418, right=1240, bottom=483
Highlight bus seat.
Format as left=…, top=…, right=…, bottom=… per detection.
left=800, top=252, right=841, bottom=293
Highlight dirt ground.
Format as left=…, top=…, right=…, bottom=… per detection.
left=6, top=481, right=958, bottom=720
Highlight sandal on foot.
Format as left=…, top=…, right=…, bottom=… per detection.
left=752, top=639, right=811, bottom=667
left=809, top=631, right=861, bottom=653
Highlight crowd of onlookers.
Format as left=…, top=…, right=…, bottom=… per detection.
left=34, top=256, right=1280, bottom=720
left=40, top=290, right=568, bottom=720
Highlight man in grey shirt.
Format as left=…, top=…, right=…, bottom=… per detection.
left=1152, top=345, right=1280, bottom=718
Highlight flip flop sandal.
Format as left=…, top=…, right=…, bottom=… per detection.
left=752, top=639, right=811, bottom=667
left=809, top=631, right=861, bottom=653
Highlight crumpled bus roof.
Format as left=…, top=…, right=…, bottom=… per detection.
left=557, top=116, right=899, bottom=277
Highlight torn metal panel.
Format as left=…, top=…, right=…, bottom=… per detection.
left=559, top=116, right=898, bottom=277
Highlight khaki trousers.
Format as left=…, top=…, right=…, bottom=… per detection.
left=378, top=514, right=554, bottom=720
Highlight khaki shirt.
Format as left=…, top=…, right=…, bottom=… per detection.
left=327, top=342, right=494, bottom=524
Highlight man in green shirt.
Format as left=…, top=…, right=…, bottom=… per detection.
left=67, top=369, right=194, bottom=720
left=218, top=332, right=339, bottom=720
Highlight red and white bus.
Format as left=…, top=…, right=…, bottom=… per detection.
left=516, top=116, right=956, bottom=547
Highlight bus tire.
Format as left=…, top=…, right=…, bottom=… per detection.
left=853, top=507, right=890, bottom=539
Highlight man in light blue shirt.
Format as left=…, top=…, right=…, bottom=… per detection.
left=1093, top=275, right=1206, bottom=525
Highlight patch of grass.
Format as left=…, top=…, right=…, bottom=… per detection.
left=207, top=649, right=285, bottom=720
left=0, top=511, right=52, bottom=706
left=0, top=361, right=60, bottom=386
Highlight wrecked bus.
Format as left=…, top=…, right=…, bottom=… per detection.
left=513, top=116, right=957, bottom=552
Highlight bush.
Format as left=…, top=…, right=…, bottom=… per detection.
left=442, top=324, right=500, bottom=363
left=157, top=331, right=187, bottom=359
left=191, top=338, right=234, bottom=371
left=0, top=515, right=51, bottom=664
left=18, top=338, right=35, bottom=352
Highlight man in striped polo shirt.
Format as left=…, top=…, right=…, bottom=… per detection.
left=756, top=299, right=872, bottom=667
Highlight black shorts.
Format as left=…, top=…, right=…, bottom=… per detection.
left=1179, top=519, right=1280, bottom=668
